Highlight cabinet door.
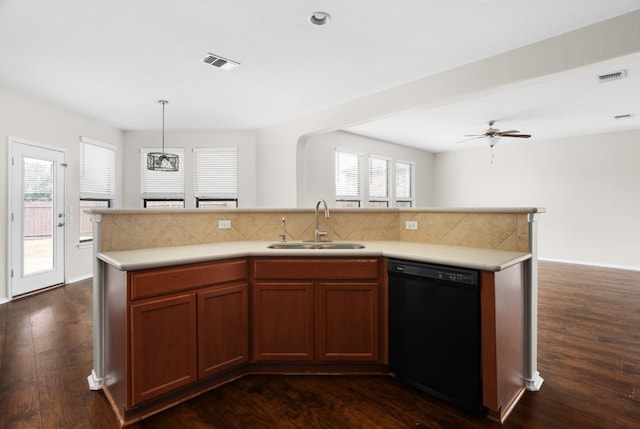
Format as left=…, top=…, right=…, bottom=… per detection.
left=318, top=282, right=379, bottom=362
left=130, top=293, right=197, bottom=407
left=252, top=282, right=314, bottom=361
left=198, top=283, right=249, bottom=378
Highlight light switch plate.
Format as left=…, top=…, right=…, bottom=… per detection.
left=405, top=220, right=418, bottom=230
left=218, top=220, right=231, bottom=229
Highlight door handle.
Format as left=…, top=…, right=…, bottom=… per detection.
left=57, top=222, right=65, bottom=227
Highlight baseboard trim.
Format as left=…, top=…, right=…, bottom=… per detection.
left=66, top=273, right=93, bottom=284
left=539, top=258, right=640, bottom=272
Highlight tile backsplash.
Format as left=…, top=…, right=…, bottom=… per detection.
left=97, top=209, right=533, bottom=253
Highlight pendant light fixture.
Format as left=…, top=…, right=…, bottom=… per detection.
left=146, top=100, right=179, bottom=171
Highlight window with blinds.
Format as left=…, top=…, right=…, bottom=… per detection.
left=80, top=137, right=116, bottom=199
left=335, top=150, right=362, bottom=207
left=395, top=161, right=415, bottom=207
left=369, top=156, right=390, bottom=207
left=140, top=147, right=185, bottom=204
left=79, top=137, right=116, bottom=242
left=193, top=147, right=238, bottom=207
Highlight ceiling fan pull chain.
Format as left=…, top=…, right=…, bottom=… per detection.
left=490, top=145, right=495, bottom=164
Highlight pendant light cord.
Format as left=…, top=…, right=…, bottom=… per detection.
left=159, top=99, right=168, bottom=154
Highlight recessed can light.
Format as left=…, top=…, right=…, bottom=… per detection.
left=309, top=11, right=331, bottom=25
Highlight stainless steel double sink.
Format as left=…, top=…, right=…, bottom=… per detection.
left=267, top=242, right=365, bottom=250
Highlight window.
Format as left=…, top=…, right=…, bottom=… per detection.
left=335, top=150, right=417, bottom=208
left=335, top=150, right=362, bottom=207
left=395, top=161, right=415, bottom=207
left=79, top=137, right=116, bottom=242
left=369, top=156, right=390, bottom=207
left=194, top=148, right=238, bottom=208
left=140, top=147, right=185, bottom=208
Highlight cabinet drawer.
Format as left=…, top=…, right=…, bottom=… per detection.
left=129, top=259, right=247, bottom=300
left=253, top=258, right=379, bottom=280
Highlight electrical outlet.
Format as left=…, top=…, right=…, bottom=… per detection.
left=405, top=220, right=418, bottom=230
left=218, top=220, right=231, bottom=229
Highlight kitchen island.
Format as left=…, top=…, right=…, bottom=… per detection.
left=95, top=239, right=531, bottom=425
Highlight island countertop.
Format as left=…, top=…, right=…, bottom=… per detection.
left=97, top=240, right=531, bottom=272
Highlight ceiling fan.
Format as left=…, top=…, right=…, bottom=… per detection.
left=457, top=120, right=532, bottom=147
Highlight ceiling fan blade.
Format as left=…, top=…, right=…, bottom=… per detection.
left=495, top=129, right=519, bottom=135
left=499, top=133, right=531, bottom=138
left=454, top=135, right=485, bottom=144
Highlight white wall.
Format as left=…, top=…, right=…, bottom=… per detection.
left=122, top=130, right=257, bottom=208
left=433, top=129, right=640, bottom=269
left=0, top=85, right=124, bottom=301
left=302, top=131, right=434, bottom=208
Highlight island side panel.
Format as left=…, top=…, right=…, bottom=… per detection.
left=481, top=263, right=526, bottom=423
left=103, top=264, right=128, bottom=423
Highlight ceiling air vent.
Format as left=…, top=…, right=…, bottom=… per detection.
left=201, top=53, right=240, bottom=71
left=598, top=69, right=627, bottom=83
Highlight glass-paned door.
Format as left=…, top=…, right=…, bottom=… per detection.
left=10, top=140, right=65, bottom=296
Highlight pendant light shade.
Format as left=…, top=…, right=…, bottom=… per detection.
left=147, top=100, right=179, bottom=171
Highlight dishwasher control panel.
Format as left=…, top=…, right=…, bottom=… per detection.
left=388, top=259, right=478, bottom=285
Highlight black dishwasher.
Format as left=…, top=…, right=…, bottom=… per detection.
left=388, top=258, right=484, bottom=414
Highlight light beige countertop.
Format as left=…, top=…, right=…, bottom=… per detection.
left=97, top=241, right=531, bottom=272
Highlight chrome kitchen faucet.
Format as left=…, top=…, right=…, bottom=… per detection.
left=314, top=199, right=331, bottom=242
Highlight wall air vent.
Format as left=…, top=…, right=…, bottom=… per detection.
left=201, top=53, right=240, bottom=71
left=598, top=69, right=627, bottom=83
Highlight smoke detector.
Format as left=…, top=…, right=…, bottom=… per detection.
left=201, top=53, right=240, bottom=71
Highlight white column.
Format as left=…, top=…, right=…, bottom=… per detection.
left=87, top=213, right=104, bottom=390
left=525, top=212, right=544, bottom=391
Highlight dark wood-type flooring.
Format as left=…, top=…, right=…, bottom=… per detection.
left=1, top=261, right=639, bottom=428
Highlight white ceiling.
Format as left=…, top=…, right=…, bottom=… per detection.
left=345, top=52, right=640, bottom=152
left=1, top=0, right=639, bottom=152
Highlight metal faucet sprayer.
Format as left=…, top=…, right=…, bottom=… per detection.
left=279, top=217, right=287, bottom=242
left=314, top=199, right=330, bottom=242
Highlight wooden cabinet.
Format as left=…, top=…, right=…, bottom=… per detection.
left=318, top=282, right=379, bottom=361
left=102, top=252, right=526, bottom=426
left=129, top=281, right=251, bottom=404
left=130, top=293, right=197, bottom=405
left=198, top=283, right=249, bottom=378
left=103, top=259, right=249, bottom=414
left=252, top=258, right=383, bottom=363
left=252, top=282, right=314, bottom=361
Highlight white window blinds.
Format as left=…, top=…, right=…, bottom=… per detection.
left=140, top=148, right=185, bottom=199
left=369, top=156, right=389, bottom=200
left=335, top=150, right=362, bottom=200
left=79, top=137, right=116, bottom=199
left=395, top=161, right=415, bottom=201
left=193, top=147, right=238, bottom=199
